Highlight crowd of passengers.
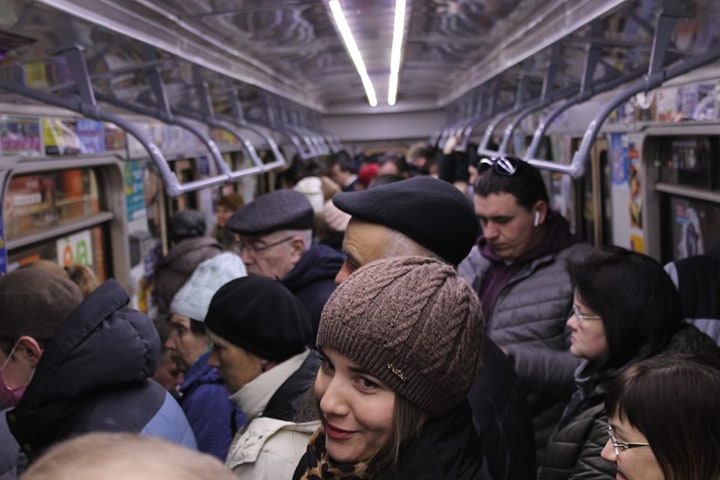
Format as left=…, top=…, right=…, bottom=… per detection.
left=1, top=137, right=719, bottom=480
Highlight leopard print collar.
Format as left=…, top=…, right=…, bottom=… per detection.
left=295, top=425, right=370, bottom=480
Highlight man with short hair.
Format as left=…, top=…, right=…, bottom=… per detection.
left=458, top=156, right=594, bottom=459
left=226, top=189, right=344, bottom=339
left=332, top=175, right=536, bottom=480
left=0, top=268, right=196, bottom=475
left=204, top=275, right=320, bottom=479
left=326, top=152, right=358, bottom=192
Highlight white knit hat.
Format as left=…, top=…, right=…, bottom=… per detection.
left=169, top=252, right=247, bottom=321
left=293, top=176, right=324, bottom=213
left=322, top=198, right=351, bottom=232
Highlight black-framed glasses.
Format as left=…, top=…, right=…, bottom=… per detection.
left=607, top=425, right=650, bottom=456
left=479, top=156, right=520, bottom=176
left=235, top=235, right=294, bottom=255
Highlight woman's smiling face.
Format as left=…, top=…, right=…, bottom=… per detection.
left=314, top=347, right=396, bottom=464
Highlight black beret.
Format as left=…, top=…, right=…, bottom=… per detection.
left=333, top=176, right=479, bottom=265
left=205, top=276, right=313, bottom=362
left=226, top=190, right=314, bottom=236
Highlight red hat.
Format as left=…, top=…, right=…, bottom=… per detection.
left=358, top=163, right=379, bottom=187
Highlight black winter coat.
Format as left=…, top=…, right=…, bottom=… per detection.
left=538, top=323, right=720, bottom=480
left=7, top=280, right=195, bottom=462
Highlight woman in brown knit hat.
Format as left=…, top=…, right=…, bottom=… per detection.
left=293, top=256, right=485, bottom=479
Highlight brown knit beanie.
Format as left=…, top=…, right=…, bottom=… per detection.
left=0, top=268, right=84, bottom=342
left=317, top=256, right=484, bottom=416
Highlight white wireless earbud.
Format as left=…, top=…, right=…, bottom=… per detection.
left=533, top=211, right=540, bottom=227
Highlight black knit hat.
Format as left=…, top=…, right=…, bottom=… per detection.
left=0, top=268, right=84, bottom=341
left=169, top=209, right=206, bottom=243
left=205, top=276, right=313, bottom=362
left=226, top=189, right=314, bottom=236
left=318, top=256, right=484, bottom=416
left=332, top=176, right=479, bottom=265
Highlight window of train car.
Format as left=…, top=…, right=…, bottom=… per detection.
left=5, top=168, right=108, bottom=281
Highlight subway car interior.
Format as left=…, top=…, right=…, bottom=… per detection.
left=1, top=0, right=719, bottom=312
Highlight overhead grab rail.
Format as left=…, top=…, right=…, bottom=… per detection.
left=525, top=0, right=720, bottom=178
left=65, top=45, right=232, bottom=195
left=274, top=102, right=326, bottom=158
left=220, top=78, right=288, bottom=170
left=493, top=43, right=580, bottom=156
left=476, top=74, right=542, bottom=157
left=168, top=67, right=273, bottom=180
left=0, top=45, right=213, bottom=197
left=251, top=98, right=317, bottom=161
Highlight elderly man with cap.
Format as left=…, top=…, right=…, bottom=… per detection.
left=205, top=275, right=321, bottom=479
left=0, top=268, right=196, bottom=477
left=226, top=189, right=344, bottom=339
left=332, top=175, right=536, bottom=480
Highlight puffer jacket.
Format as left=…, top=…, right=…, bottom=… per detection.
left=459, top=241, right=593, bottom=453
left=154, top=237, right=223, bottom=313
left=538, top=323, right=720, bottom=480
left=180, top=351, right=246, bottom=461
left=7, top=280, right=196, bottom=464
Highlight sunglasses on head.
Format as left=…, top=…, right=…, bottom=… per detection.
left=479, top=156, right=521, bottom=176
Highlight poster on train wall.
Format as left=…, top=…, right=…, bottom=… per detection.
left=0, top=116, right=42, bottom=156
left=0, top=203, right=6, bottom=274
left=124, top=159, right=146, bottom=222
left=609, top=133, right=629, bottom=186
left=56, top=230, right=93, bottom=267
left=669, top=197, right=720, bottom=261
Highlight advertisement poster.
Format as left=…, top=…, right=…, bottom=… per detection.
left=628, top=140, right=642, bottom=229
left=56, top=230, right=93, bottom=267
left=0, top=202, right=6, bottom=275
left=76, top=119, right=105, bottom=154
left=670, top=197, right=720, bottom=261
left=609, top=133, right=629, bottom=187
left=0, top=116, right=41, bottom=156
left=124, top=159, right=147, bottom=222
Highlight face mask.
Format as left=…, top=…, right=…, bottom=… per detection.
left=0, top=342, right=32, bottom=407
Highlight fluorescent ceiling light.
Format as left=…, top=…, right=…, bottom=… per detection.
left=329, top=0, right=378, bottom=107
left=388, top=0, right=406, bottom=106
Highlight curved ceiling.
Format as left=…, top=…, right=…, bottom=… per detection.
left=1, top=0, right=719, bottom=126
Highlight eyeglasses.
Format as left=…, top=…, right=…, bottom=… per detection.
left=235, top=235, right=294, bottom=255
left=479, top=156, right=520, bottom=176
left=571, top=304, right=602, bottom=325
left=607, top=425, right=650, bottom=456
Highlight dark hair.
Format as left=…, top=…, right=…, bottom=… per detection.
left=473, top=157, right=549, bottom=210
left=605, top=354, right=720, bottom=480
left=168, top=210, right=206, bottom=244
left=369, top=174, right=406, bottom=188
left=217, top=193, right=245, bottom=211
left=378, top=152, right=409, bottom=175
left=568, top=246, right=682, bottom=368
left=326, top=151, right=355, bottom=174
left=189, top=319, right=208, bottom=337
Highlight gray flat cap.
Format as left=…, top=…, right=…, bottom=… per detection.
left=226, top=189, right=314, bottom=236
